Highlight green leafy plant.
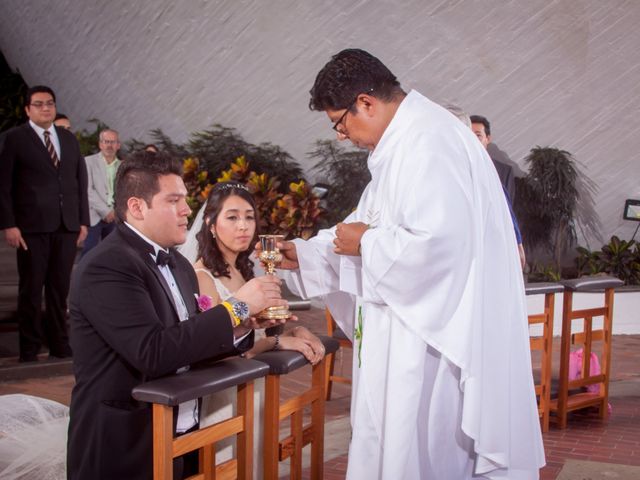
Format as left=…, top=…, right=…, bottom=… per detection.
left=270, top=180, right=324, bottom=240
left=0, top=51, right=28, bottom=133
left=575, top=246, right=602, bottom=277
left=75, top=118, right=110, bottom=156
left=600, top=236, right=640, bottom=284
left=528, top=262, right=562, bottom=282
left=575, top=236, right=640, bottom=285
left=308, top=140, right=370, bottom=227
left=515, top=146, right=600, bottom=272
left=186, top=125, right=303, bottom=188
left=187, top=156, right=324, bottom=239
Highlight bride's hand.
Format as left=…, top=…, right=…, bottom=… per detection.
left=278, top=335, right=325, bottom=365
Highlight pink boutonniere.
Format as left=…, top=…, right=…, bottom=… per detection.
left=195, top=294, right=214, bottom=312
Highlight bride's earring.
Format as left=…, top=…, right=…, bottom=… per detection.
left=211, top=229, right=216, bottom=239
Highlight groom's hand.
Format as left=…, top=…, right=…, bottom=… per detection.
left=234, top=276, right=287, bottom=316
left=334, top=222, right=368, bottom=256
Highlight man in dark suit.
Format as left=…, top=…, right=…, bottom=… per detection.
left=470, top=114, right=526, bottom=268
left=67, top=151, right=287, bottom=479
left=470, top=114, right=516, bottom=200
left=0, top=85, right=89, bottom=362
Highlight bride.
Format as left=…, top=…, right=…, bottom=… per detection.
left=179, top=181, right=324, bottom=474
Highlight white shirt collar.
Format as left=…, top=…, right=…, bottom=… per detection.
left=29, top=119, right=56, bottom=137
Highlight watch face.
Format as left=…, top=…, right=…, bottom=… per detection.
left=233, top=301, right=249, bottom=321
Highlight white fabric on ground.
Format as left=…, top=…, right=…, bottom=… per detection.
left=0, top=394, right=69, bottom=480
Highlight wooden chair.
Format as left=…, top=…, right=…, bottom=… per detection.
left=254, top=335, right=339, bottom=480
left=550, top=275, right=624, bottom=429
left=132, top=357, right=269, bottom=480
left=525, top=282, right=563, bottom=433
left=324, top=308, right=353, bottom=400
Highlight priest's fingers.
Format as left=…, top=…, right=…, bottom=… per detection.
left=333, top=237, right=357, bottom=256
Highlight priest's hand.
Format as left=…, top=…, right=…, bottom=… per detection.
left=255, top=239, right=300, bottom=270
left=334, top=222, right=368, bottom=256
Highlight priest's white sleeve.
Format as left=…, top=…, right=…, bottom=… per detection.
left=284, top=216, right=357, bottom=340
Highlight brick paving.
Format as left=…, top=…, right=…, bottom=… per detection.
left=1, top=307, right=638, bottom=479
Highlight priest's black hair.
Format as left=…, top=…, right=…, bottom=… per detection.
left=309, top=48, right=403, bottom=112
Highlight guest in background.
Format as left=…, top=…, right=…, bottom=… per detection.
left=81, top=129, right=121, bottom=256
left=0, top=85, right=89, bottom=362
left=446, top=106, right=526, bottom=268
left=53, top=113, right=72, bottom=131
left=470, top=114, right=516, bottom=200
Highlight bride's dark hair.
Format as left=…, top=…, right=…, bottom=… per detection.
left=196, top=182, right=259, bottom=281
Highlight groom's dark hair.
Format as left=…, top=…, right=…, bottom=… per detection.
left=114, top=150, right=183, bottom=223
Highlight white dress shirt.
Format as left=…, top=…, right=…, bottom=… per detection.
left=30, top=120, right=61, bottom=159
left=124, top=223, right=197, bottom=433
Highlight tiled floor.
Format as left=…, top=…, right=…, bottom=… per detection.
left=1, top=308, right=638, bottom=479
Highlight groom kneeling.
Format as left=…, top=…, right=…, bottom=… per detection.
left=67, top=151, right=288, bottom=480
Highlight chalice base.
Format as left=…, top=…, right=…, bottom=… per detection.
left=258, top=305, right=291, bottom=320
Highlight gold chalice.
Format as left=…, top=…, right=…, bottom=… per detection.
left=258, top=234, right=290, bottom=320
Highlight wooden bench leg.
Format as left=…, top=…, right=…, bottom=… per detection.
left=325, top=351, right=335, bottom=401
left=237, top=382, right=254, bottom=480
left=311, top=360, right=326, bottom=480
left=153, top=404, right=174, bottom=480
left=557, top=290, right=573, bottom=429
left=263, top=374, right=280, bottom=479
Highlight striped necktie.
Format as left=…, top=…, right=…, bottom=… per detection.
left=43, top=130, right=60, bottom=168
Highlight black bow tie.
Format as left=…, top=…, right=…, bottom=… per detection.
left=156, top=250, right=176, bottom=269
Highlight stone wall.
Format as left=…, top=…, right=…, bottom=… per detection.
left=1, top=0, right=639, bottom=245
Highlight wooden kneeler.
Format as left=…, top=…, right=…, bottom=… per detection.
left=550, top=275, right=624, bottom=429
left=525, top=282, right=563, bottom=433
left=254, top=335, right=339, bottom=480
left=132, top=357, right=269, bottom=480
left=324, top=308, right=353, bottom=401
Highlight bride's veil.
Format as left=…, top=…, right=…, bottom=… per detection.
left=178, top=201, right=207, bottom=264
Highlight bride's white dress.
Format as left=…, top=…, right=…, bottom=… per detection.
left=195, top=268, right=266, bottom=479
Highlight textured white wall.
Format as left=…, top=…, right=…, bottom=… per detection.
left=1, top=0, right=639, bottom=245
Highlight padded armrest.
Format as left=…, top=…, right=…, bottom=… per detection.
left=253, top=335, right=340, bottom=375
left=525, top=282, right=564, bottom=296
left=282, top=282, right=311, bottom=311
left=288, top=299, right=312, bottom=311
left=132, top=357, right=269, bottom=406
left=561, top=275, right=624, bottom=292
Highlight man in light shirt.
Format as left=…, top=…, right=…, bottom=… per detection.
left=82, top=128, right=122, bottom=255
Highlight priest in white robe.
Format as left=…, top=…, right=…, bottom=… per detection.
left=277, top=49, right=545, bottom=479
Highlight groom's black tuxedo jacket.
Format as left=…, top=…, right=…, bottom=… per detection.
left=67, top=224, right=254, bottom=480
left=0, top=123, right=89, bottom=232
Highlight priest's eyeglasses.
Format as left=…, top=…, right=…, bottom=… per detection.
left=332, top=89, right=374, bottom=135
left=332, top=98, right=357, bottom=134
